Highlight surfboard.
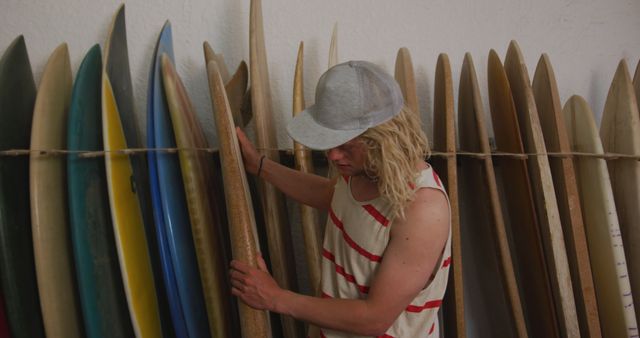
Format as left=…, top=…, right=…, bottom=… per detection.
left=457, top=52, right=527, bottom=338
left=103, top=7, right=170, bottom=333
left=329, top=23, right=337, bottom=68
left=207, top=59, right=272, bottom=338
left=0, top=35, right=44, bottom=338
left=429, top=53, right=464, bottom=338
left=146, top=21, right=196, bottom=338
left=203, top=42, right=251, bottom=127
left=487, top=49, right=559, bottom=338
left=532, top=53, right=601, bottom=337
left=29, top=43, right=84, bottom=338
left=394, top=47, right=419, bottom=116
left=563, top=95, right=638, bottom=338
left=0, top=291, right=9, bottom=338
left=599, top=59, right=640, bottom=327
left=161, top=53, right=234, bottom=338
left=250, top=0, right=301, bottom=336
left=102, top=74, right=162, bottom=338
left=292, top=41, right=323, bottom=293
left=504, top=41, right=579, bottom=337
left=633, top=60, right=640, bottom=114
left=68, top=44, right=134, bottom=338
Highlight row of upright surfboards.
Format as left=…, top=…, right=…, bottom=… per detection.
left=410, top=41, right=640, bottom=338
left=0, top=3, right=638, bottom=338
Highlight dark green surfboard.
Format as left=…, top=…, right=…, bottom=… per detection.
left=67, top=44, right=134, bottom=338
left=0, top=35, right=45, bottom=338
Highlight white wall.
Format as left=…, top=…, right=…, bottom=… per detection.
left=2, top=0, right=640, bottom=148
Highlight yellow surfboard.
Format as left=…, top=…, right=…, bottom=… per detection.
left=102, top=74, right=162, bottom=338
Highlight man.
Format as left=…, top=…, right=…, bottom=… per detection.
left=231, top=60, right=451, bottom=337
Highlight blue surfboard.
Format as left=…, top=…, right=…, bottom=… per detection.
left=147, top=21, right=210, bottom=338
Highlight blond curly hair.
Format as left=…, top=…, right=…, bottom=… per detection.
left=358, top=106, right=430, bottom=220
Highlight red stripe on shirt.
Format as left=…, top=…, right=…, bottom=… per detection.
left=329, top=208, right=383, bottom=262
left=405, top=299, right=442, bottom=313
left=362, top=204, right=390, bottom=227
left=432, top=170, right=442, bottom=188
left=342, top=175, right=349, bottom=183
left=321, top=291, right=333, bottom=299
left=429, top=322, right=436, bottom=334
left=320, top=329, right=327, bottom=338
left=323, top=249, right=370, bottom=294
left=442, top=256, right=451, bottom=268
left=377, top=334, right=395, bottom=338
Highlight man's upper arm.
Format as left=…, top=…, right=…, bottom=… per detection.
left=364, top=187, right=450, bottom=328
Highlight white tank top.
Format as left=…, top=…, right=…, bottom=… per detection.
left=316, top=165, right=452, bottom=338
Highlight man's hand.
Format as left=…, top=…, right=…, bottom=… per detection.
left=230, top=254, right=285, bottom=312
left=236, top=126, right=261, bottom=175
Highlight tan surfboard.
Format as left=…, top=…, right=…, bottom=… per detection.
left=488, top=49, right=559, bottom=338
left=329, top=23, right=337, bottom=68
left=532, top=54, right=601, bottom=337
left=563, top=95, right=638, bottom=338
left=29, top=43, right=83, bottom=338
left=203, top=41, right=251, bottom=127
left=394, top=47, right=419, bottom=116
left=504, top=41, right=578, bottom=337
left=429, top=53, right=463, bottom=338
left=207, top=59, right=271, bottom=338
left=600, top=59, right=640, bottom=327
left=292, top=42, right=323, bottom=292
left=458, top=52, right=527, bottom=338
left=161, top=54, right=233, bottom=338
left=250, top=0, right=300, bottom=336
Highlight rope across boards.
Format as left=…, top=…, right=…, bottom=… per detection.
left=3, top=147, right=640, bottom=161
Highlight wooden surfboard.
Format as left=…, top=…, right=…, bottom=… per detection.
left=600, top=59, right=640, bottom=327
left=329, top=23, right=337, bottom=68
left=150, top=22, right=213, bottom=338
left=162, top=54, right=235, bottom=338
left=292, top=41, right=323, bottom=293
left=563, top=95, right=638, bottom=338
left=504, top=41, right=578, bottom=337
left=0, top=35, right=45, bottom=338
left=204, top=41, right=251, bottom=127
left=532, top=53, right=601, bottom=337
left=102, top=74, right=162, bottom=338
left=68, top=44, right=133, bottom=338
left=457, top=52, right=527, bottom=338
left=207, top=59, right=272, bottom=338
left=30, top=43, right=84, bottom=338
left=103, top=7, right=170, bottom=332
left=487, top=49, right=559, bottom=338
left=394, top=47, right=419, bottom=116
left=250, top=0, right=300, bottom=336
left=429, top=53, right=464, bottom=338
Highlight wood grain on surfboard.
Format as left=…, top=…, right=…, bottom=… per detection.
left=204, top=41, right=251, bottom=127
left=292, top=41, right=323, bottom=293
left=394, top=47, right=419, bottom=116
left=457, top=52, right=527, bottom=338
left=504, top=41, right=578, bottom=337
left=600, top=59, right=640, bottom=327
left=102, top=74, right=162, bottom=338
left=532, top=53, right=601, bottom=338
left=207, top=59, right=272, bottom=338
left=162, top=54, right=234, bottom=338
left=68, top=44, right=133, bottom=338
left=487, top=49, right=559, bottom=338
left=250, top=0, right=301, bottom=336
left=0, top=35, right=45, bottom=338
left=429, top=53, right=463, bottom=338
left=29, top=43, right=83, bottom=338
left=563, top=95, right=638, bottom=338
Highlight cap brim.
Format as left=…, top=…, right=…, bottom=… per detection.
left=287, top=105, right=365, bottom=150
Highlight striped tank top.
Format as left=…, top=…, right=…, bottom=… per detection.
left=316, top=165, right=451, bottom=338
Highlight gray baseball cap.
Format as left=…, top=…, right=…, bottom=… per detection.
left=287, top=60, right=404, bottom=150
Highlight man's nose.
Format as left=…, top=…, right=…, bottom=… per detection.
left=326, top=147, right=343, bottom=161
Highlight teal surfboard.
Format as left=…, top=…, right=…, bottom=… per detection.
left=0, top=35, right=45, bottom=338
left=67, top=44, right=134, bottom=338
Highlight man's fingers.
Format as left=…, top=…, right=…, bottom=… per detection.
left=256, top=253, right=268, bottom=272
